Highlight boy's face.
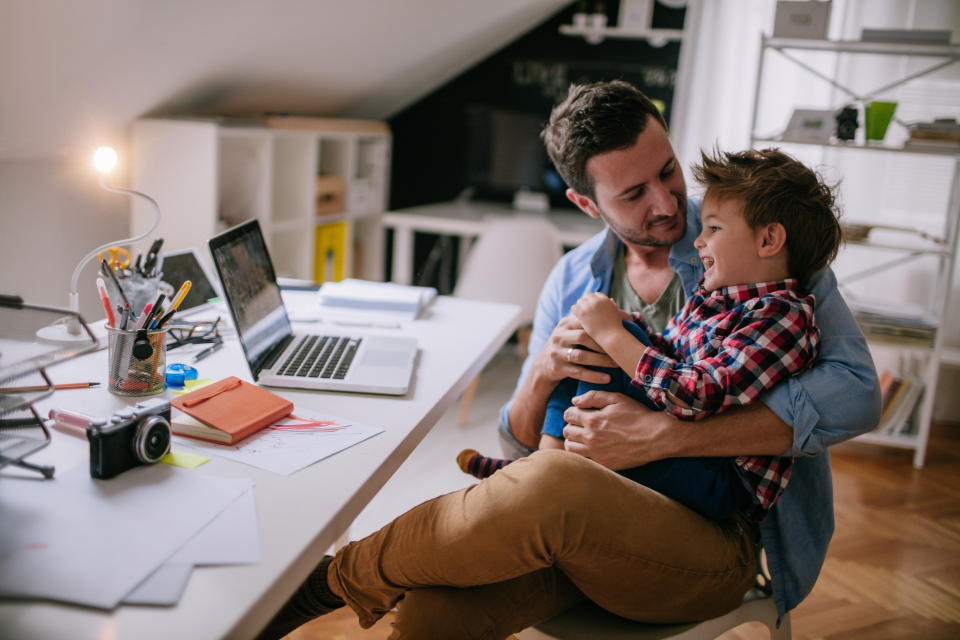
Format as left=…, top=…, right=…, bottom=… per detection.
left=694, top=196, right=770, bottom=291
left=569, top=120, right=688, bottom=249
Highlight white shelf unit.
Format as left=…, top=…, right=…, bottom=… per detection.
left=130, top=117, right=391, bottom=283
left=750, top=36, right=960, bottom=468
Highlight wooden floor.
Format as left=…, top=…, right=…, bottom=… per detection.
left=285, top=420, right=960, bottom=640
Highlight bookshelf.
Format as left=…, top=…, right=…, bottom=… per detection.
left=129, top=116, right=391, bottom=284
left=750, top=36, right=960, bottom=467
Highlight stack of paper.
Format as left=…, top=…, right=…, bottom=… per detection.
left=318, top=279, right=437, bottom=318
left=0, top=464, right=258, bottom=609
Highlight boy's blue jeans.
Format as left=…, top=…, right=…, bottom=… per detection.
left=543, top=321, right=748, bottom=521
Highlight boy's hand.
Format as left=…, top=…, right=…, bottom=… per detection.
left=571, top=292, right=625, bottom=341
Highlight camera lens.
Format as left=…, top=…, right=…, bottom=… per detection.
left=134, top=415, right=172, bottom=463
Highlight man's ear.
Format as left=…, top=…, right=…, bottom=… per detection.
left=566, top=188, right=601, bottom=219
left=757, top=223, right=787, bottom=257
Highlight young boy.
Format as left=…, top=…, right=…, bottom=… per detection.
left=459, top=147, right=843, bottom=522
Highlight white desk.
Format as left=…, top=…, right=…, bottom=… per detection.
left=383, top=201, right=605, bottom=286
left=0, top=294, right=520, bottom=640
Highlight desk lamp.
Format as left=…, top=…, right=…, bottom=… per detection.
left=37, top=146, right=163, bottom=343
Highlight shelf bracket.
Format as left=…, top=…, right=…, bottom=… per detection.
left=771, top=46, right=960, bottom=104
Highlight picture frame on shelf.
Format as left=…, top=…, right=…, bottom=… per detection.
left=773, top=0, right=832, bottom=40
left=782, top=108, right=835, bottom=142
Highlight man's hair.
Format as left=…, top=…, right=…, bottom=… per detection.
left=541, top=80, right=668, bottom=199
left=691, top=148, right=842, bottom=287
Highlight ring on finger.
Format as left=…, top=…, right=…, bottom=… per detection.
left=566, top=346, right=575, bottom=362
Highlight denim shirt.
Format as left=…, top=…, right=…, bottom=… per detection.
left=499, top=198, right=881, bottom=618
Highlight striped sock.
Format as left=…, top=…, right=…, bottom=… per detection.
left=456, top=448, right=513, bottom=479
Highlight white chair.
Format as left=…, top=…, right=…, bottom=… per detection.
left=516, top=588, right=790, bottom=640
left=453, top=216, right=563, bottom=426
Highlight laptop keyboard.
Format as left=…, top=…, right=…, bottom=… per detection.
left=276, top=335, right=362, bottom=379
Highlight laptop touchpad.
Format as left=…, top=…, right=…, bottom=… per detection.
left=360, top=349, right=413, bottom=368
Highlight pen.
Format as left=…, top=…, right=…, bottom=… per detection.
left=193, top=339, right=224, bottom=363
left=137, top=302, right=154, bottom=330
left=96, top=277, right=116, bottom=327
left=0, top=382, right=101, bottom=394
left=145, top=293, right=166, bottom=329
left=170, top=280, right=192, bottom=312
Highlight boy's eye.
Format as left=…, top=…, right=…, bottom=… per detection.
left=661, top=163, right=675, bottom=178
left=709, top=225, right=721, bottom=232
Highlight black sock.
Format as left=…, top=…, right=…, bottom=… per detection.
left=256, top=556, right=344, bottom=639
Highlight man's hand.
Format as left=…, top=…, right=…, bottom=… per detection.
left=507, top=314, right=619, bottom=448
left=533, top=314, right=618, bottom=386
left=561, top=390, right=671, bottom=470
left=562, top=389, right=796, bottom=469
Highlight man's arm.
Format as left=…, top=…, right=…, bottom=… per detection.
left=562, top=268, right=881, bottom=465
left=759, top=268, right=881, bottom=456
left=562, top=391, right=793, bottom=470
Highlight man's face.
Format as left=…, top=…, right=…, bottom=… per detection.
left=569, top=121, right=687, bottom=249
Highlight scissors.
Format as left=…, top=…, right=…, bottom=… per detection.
left=97, top=246, right=131, bottom=272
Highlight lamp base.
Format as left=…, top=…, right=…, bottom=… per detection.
left=36, top=320, right=108, bottom=349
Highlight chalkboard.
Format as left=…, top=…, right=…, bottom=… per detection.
left=388, top=0, right=686, bottom=211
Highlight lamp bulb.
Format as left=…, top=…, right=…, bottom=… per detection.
left=93, top=146, right=118, bottom=174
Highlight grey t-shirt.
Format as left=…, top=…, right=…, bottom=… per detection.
left=608, top=244, right=686, bottom=334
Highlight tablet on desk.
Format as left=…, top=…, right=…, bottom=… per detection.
left=158, top=248, right=223, bottom=317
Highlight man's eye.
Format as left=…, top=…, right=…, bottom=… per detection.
left=661, top=164, right=675, bottom=178
left=626, top=188, right=645, bottom=201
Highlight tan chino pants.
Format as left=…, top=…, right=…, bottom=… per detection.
left=330, top=449, right=757, bottom=639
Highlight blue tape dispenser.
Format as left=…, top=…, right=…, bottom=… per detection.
left=166, top=363, right=199, bottom=388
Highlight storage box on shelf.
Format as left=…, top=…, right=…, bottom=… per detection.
left=750, top=35, right=960, bottom=467
left=130, top=116, right=391, bottom=284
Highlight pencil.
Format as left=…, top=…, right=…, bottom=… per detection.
left=0, top=382, right=101, bottom=394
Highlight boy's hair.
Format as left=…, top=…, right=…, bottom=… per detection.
left=691, top=148, right=842, bottom=287
left=541, top=80, right=667, bottom=199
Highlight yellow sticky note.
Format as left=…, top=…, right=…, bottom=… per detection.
left=170, top=378, right=214, bottom=395
left=161, top=450, right=210, bottom=469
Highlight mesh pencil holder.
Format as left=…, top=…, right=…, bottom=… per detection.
left=106, top=327, right=167, bottom=396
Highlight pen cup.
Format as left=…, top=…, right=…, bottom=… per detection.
left=106, top=327, right=167, bottom=396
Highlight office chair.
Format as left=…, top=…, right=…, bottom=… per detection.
left=453, top=216, right=563, bottom=426
left=516, top=587, right=790, bottom=640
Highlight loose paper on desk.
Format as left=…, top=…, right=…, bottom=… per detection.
left=173, top=407, right=384, bottom=475
left=0, top=464, right=250, bottom=609
left=318, top=279, right=437, bottom=319
left=122, top=486, right=260, bottom=605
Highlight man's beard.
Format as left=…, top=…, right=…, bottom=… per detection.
left=597, top=197, right=688, bottom=248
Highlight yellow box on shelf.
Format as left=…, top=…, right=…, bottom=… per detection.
left=314, top=221, right=348, bottom=283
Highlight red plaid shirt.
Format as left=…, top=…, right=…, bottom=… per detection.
left=631, top=279, right=819, bottom=517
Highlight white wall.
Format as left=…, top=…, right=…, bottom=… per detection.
left=0, top=158, right=127, bottom=320
left=0, top=0, right=568, bottom=319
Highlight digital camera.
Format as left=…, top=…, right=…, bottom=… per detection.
left=87, top=397, right=172, bottom=479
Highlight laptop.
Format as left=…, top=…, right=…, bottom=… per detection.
left=208, top=219, right=418, bottom=395
left=158, top=248, right=223, bottom=317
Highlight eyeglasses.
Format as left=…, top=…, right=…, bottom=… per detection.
left=166, top=318, right=222, bottom=350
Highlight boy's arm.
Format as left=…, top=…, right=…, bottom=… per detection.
left=627, top=295, right=818, bottom=420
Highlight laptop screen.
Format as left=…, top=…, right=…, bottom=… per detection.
left=158, top=249, right=221, bottom=316
left=208, top=220, right=292, bottom=376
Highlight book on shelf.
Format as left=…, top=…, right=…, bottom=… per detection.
left=874, top=372, right=924, bottom=435
left=848, top=299, right=937, bottom=346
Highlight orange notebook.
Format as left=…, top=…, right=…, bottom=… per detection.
left=171, top=376, right=293, bottom=445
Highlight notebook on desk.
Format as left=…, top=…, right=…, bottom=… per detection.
left=208, top=220, right=418, bottom=395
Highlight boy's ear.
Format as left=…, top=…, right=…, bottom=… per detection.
left=567, top=188, right=602, bottom=219
left=757, top=223, right=787, bottom=257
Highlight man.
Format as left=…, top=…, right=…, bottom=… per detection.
left=259, top=81, right=879, bottom=639
left=498, top=80, right=879, bottom=619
